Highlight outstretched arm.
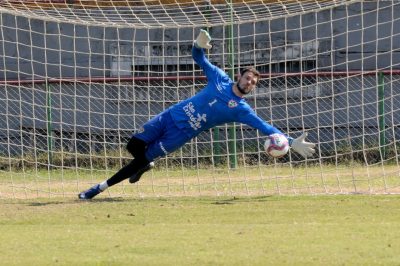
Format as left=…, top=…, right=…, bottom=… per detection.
left=239, top=109, right=284, bottom=136
left=240, top=108, right=316, bottom=158
left=192, top=30, right=214, bottom=69
left=192, top=30, right=226, bottom=79
left=288, top=133, right=316, bottom=158
left=192, top=43, right=213, bottom=70
left=195, top=29, right=212, bottom=49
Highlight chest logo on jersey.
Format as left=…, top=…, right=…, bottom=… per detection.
left=228, top=100, right=238, bottom=108
left=183, top=102, right=207, bottom=131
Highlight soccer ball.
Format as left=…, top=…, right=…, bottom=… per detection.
left=264, top=133, right=290, bottom=158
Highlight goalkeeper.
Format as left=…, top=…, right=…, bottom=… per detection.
left=79, top=30, right=315, bottom=200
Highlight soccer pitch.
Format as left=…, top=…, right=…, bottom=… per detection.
left=2, top=164, right=400, bottom=199
left=1, top=195, right=400, bottom=265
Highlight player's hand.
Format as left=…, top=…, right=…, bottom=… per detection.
left=290, top=132, right=316, bottom=158
left=195, top=29, right=212, bottom=49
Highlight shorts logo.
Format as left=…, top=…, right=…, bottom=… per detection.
left=228, top=100, right=238, bottom=108
left=159, top=142, right=168, bottom=155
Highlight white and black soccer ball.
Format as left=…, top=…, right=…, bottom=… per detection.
left=264, top=133, right=290, bottom=158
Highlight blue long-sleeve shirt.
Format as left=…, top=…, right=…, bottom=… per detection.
left=168, top=45, right=282, bottom=139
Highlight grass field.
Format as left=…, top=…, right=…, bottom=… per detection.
left=1, top=195, right=400, bottom=265
left=2, top=164, right=400, bottom=199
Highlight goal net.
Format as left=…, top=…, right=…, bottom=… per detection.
left=1, top=0, right=400, bottom=199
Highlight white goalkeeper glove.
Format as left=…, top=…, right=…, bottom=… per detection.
left=195, top=29, right=212, bottom=49
left=289, top=132, right=316, bottom=158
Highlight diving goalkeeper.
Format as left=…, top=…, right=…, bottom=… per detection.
left=79, top=30, right=315, bottom=200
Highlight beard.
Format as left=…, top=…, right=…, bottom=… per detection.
left=237, top=83, right=251, bottom=95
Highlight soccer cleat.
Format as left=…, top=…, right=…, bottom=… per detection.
left=78, top=184, right=102, bottom=200
left=129, top=162, right=155, bottom=183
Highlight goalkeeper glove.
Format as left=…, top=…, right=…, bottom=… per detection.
left=195, top=29, right=212, bottom=49
left=289, top=132, right=316, bottom=158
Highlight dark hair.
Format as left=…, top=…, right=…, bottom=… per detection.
left=240, top=67, right=260, bottom=81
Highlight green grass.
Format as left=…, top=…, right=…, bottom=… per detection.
left=1, top=195, right=400, bottom=265
left=2, top=164, right=400, bottom=199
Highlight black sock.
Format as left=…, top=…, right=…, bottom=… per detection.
left=106, top=158, right=149, bottom=187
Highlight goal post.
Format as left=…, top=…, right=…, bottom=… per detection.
left=0, top=0, right=400, bottom=199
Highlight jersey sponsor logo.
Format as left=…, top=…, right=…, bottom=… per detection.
left=183, top=102, right=207, bottom=130
left=228, top=99, right=238, bottom=108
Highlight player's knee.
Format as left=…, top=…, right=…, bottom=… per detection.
left=127, top=136, right=147, bottom=159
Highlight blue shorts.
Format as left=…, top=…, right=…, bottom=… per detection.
left=133, top=110, right=192, bottom=161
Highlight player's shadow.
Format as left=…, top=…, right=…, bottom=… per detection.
left=212, top=195, right=272, bottom=205
left=75, top=197, right=127, bottom=203
left=23, top=197, right=126, bottom=206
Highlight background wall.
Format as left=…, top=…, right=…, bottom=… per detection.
left=1, top=1, right=399, bottom=156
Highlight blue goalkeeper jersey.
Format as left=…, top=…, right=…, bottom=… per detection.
left=168, top=45, right=282, bottom=138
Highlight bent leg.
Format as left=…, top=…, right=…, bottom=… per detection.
left=78, top=157, right=149, bottom=200
left=126, top=136, right=147, bottom=158
left=106, top=158, right=149, bottom=187
left=78, top=110, right=190, bottom=199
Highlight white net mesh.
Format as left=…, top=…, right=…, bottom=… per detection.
left=1, top=0, right=400, bottom=199
left=0, top=1, right=354, bottom=27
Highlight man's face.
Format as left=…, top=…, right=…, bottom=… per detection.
left=237, top=71, right=258, bottom=94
